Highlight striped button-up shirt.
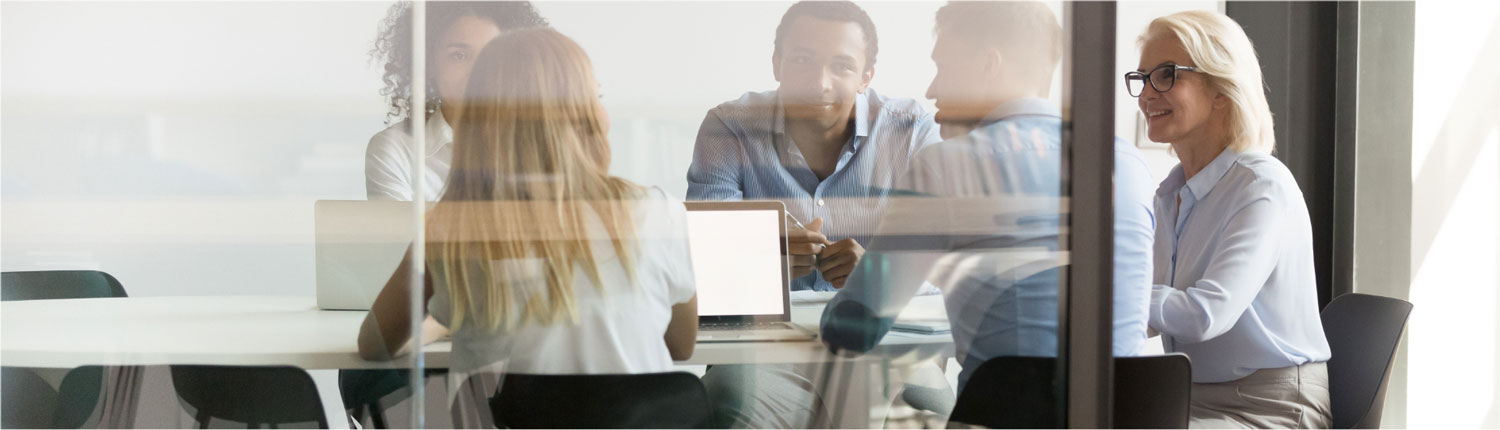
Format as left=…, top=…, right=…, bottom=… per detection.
left=686, top=89, right=942, bottom=291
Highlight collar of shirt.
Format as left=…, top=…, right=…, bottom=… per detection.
left=1183, top=147, right=1239, bottom=201
left=978, top=97, right=1062, bottom=126
left=773, top=89, right=872, bottom=155
left=425, top=108, right=454, bottom=158
left=1157, top=147, right=1240, bottom=202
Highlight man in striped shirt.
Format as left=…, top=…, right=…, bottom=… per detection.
left=688, top=2, right=943, bottom=428
left=686, top=0, right=941, bottom=293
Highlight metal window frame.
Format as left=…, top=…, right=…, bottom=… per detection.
left=1061, top=2, right=1117, bottom=427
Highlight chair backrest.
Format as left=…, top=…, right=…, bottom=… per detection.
left=2, top=366, right=59, bottom=429
left=949, top=354, right=1192, bottom=429
left=2, top=270, right=124, bottom=429
left=490, top=372, right=712, bottom=429
left=0, top=366, right=103, bottom=429
left=1321, top=293, right=1413, bottom=429
left=1114, top=354, right=1192, bottom=428
left=170, top=365, right=329, bottom=428
left=949, top=356, right=1060, bottom=428
left=2, top=270, right=128, bottom=301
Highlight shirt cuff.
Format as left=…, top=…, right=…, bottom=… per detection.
left=1149, top=284, right=1173, bottom=333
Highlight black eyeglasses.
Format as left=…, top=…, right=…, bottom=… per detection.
left=1124, top=64, right=1198, bottom=97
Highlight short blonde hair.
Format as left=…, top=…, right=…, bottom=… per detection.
left=1139, top=11, right=1276, bottom=154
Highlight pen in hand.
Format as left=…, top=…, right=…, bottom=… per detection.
left=785, top=213, right=827, bottom=277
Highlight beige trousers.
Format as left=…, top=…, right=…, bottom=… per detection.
left=1189, top=362, right=1332, bottom=429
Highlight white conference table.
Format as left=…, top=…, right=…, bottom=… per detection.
left=1, top=294, right=954, bottom=427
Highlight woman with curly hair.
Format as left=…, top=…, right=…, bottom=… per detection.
left=365, top=1, right=547, bottom=201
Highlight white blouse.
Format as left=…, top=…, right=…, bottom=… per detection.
left=1149, top=148, right=1332, bottom=383
left=427, top=188, right=698, bottom=374
left=364, top=110, right=453, bottom=202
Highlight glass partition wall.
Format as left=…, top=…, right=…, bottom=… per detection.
left=0, top=2, right=428, bottom=427
left=1, top=1, right=1130, bottom=427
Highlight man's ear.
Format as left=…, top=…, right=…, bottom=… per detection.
left=983, top=48, right=1005, bottom=80
left=772, top=52, right=783, bottom=83
left=860, top=66, right=875, bottom=93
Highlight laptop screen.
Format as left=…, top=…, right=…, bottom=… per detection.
left=685, top=202, right=789, bottom=318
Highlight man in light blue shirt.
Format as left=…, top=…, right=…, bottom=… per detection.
left=686, top=1, right=941, bottom=292
left=689, top=2, right=942, bottom=428
left=820, top=1, right=1156, bottom=391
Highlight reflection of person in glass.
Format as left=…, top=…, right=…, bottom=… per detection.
left=1130, top=11, right=1331, bottom=428
left=365, top=1, right=547, bottom=201
left=819, top=0, right=1156, bottom=393
left=357, top=28, right=700, bottom=378
left=685, top=0, right=941, bottom=292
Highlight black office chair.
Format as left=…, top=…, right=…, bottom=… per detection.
left=948, top=354, right=1192, bottom=428
left=488, top=372, right=713, bottom=428
left=948, top=356, right=1059, bottom=428
left=2, top=366, right=61, bottom=428
left=1, top=270, right=128, bottom=301
left=1, top=270, right=126, bottom=429
left=340, top=369, right=408, bottom=428
left=1114, top=354, right=1192, bottom=428
left=1322, top=293, right=1413, bottom=429
left=170, top=365, right=329, bottom=429
left=339, top=368, right=453, bottom=428
left=0, top=270, right=328, bottom=428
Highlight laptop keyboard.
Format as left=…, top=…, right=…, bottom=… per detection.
left=701, top=321, right=790, bottom=331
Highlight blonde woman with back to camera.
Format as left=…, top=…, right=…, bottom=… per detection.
left=1129, top=11, right=1332, bottom=428
left=357, top=28, right=700, bottom=377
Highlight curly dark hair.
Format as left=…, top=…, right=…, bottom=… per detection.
left=371, top=1, right=548, bottom=124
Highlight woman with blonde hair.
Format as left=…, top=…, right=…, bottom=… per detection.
left=1127, top=10, right=1331, bottom=428
left=357, top=28, right=699, bottom=375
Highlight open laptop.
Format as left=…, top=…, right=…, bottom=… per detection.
left=685, top=201, right=816, bottom=342
left=314, top=200, right=421, bottom=311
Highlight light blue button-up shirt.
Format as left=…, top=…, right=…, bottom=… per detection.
left=819, top=98, right=1156, bottom=390
left=686, top=88, right=942, bottom=291
left=1151, top=148, right=1332, bottom=383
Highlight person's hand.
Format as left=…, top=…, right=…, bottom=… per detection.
left=787, top=218, right=827, bottom=279
left=818, top=238, right=865, bottom=289
left=421, top=315, right=448, bottom=345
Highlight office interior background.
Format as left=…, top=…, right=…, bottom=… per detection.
left=2, top=0, right=1497, bottom=428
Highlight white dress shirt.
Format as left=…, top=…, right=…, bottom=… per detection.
left=1150, top=148, right=1331, bottom=383
left=365, top=110, right=453, bottom=201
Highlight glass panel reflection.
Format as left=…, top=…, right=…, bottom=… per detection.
left=0, top=1, right=1145, bottom=428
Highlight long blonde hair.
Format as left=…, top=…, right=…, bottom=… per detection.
left=1140, top=10, right=1276, bottom=154
left=427, top=28, right=641, bottom=332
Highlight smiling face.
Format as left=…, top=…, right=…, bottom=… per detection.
left=773, top=16, right=874, bottom=129
left=433, top=15, right=503, bottom=111
left=1136, top=36, right=1226, bottom=147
